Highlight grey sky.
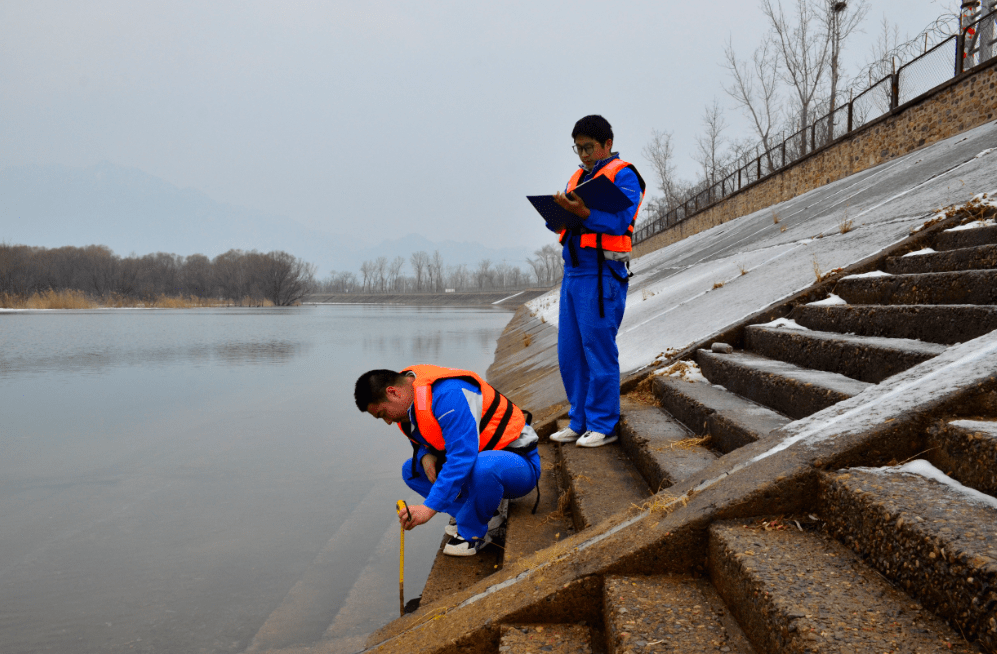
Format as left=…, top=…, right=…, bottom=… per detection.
left=1, top=1, right=955, bottom=256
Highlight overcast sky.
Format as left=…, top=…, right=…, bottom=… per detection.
left=0, top=1, right=957, bottom=254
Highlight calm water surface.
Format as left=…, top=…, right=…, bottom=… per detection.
left=0, top=305, right=513, bottom=653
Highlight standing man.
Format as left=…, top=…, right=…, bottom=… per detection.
left=548, top=115, right=645, bottom=448
left=354, top=365, right=540, bottom=556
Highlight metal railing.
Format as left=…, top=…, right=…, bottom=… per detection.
left=633, top=8, right=997, bottom=245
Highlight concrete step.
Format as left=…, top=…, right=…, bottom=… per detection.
left=934, top=223, right=997, bottom=251
left=819, top=467, right=997, bottom=652
left=885, top=243, right=997, bottom=274
left=709, top=518, right=976, bottom=654
left=745, top=323, right=945, bottom=383
left=557, top=439, right=650, bottom=532
left=696, top=349, right=872, bottom=421
left=793, top=303, right=997, bottom=345
left=617, top=396, right=716, bottom=493
left=834, top=270, right=997, bottom=306
left=499, top=623, right=593, bottom=654
left=652, top=374, right=790, bottom=453
left=417, top=532, right=501, bottom=606
left=504, top=442, right=574, bottom=564
left=604, top=575, right=755, bottom=654
left=927, top=418, right=997, bottom=497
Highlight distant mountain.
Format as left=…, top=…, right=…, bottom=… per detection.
left=0, top=162, right=534, bottom=276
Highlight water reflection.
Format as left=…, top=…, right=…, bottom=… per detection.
left=0, top=339, right=303, bottom=377
left=0, top=305, right=512, bottom=654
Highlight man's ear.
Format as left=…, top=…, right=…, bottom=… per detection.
left=604, top=138, right=613, bottom=151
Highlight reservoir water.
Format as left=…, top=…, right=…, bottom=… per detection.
left=0, top=304, right=514, bottom=653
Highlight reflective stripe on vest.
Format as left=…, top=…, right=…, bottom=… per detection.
left=557, top=158, right=644, bottom=253
left=396, top=364, right=525, bottom=455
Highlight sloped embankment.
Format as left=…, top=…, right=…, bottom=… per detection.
left=346, top=122, right=997, bottom=654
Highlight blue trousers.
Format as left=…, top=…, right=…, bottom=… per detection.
left=402, top=449, right=541, bottom=541
left=558, top=271, right=628, bottom=435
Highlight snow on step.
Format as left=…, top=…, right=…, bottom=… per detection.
left=697, top=349, right=871, bottom=420
left=745, top=323, right=945, bottom=383
left=604, top=575, right=754, bottom=654
left=819, top=466, right=997, bottom=651
left=885, top=243, right=997, bottom=274
left=617, top=396, right=716, bottom=492
left=499, top=623, right=593, bottom=654
left=709, top=518, right=975, bottom=653
left=792, top=303, right=997, bottom=345
left=929, top=419, right=997, bottom=497
left=652, top=375, right=790, bottom=453
left=833, top=269, right=997, bottom=306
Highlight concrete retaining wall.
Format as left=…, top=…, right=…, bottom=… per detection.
left=633, top=58, right=997, bottom=259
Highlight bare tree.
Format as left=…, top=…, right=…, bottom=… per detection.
left=259, top=250, right=316, bottom=306
left=824, top=0, right=869, bottom=119
left=373, top=256, right=388, bottom=292
left=409, top=251, right=429, bottom=291
left=723, top=37, right=781, bottom=167
left=475, top=259, right=493, bottom=289
left=429, top=250, right=445, bottom=292
left=387, top=256, right=405, bottom=291
left=641, top=130, right=686, bottom=210
left=694, top=100, right=730, bottom=188
left=359, top=260, right=374, bottom=292
left=762, top=0, right=832, bottom=144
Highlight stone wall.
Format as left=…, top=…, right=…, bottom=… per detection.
left=633, top=58, right=997, bottom=259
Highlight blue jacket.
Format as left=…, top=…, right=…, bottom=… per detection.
left=547, top=153, right=644, bottom=276
left=405, top=378, right=486, bottom=513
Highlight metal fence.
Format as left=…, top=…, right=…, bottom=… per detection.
left=633, top=8, right=997, bottom=245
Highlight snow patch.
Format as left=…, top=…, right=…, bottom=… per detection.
left=857, top=460, right=997, bottom=510
left=945, top=219, right=996, bottom=232
left=807, top=293, right=847, bottom=306
left=974, top=148, right=995, bottom=160
left=902, top=247, right=937, bottom=257
left=654, top=359, right=709, bottom=384
left=840, top=270, right=892, bottom=279
left=493, top=291, right=524, bottom=305
left=755, top=317, right=809, bottom=330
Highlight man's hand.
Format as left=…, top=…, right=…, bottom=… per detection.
left=421, top=453, right=438, bottom=483
left=553, top=191, right=590, bottom=219
left=398, top=504, right=436, bottom=531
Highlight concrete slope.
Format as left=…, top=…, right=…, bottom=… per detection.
left=490, top=121, right=997, bottom=407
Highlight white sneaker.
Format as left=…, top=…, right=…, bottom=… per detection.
left=575, top=430, right=618, bottom=447
left=444, top=501, right=507, bottom=537
left=442, top=532, right=492, bottom=557
left=550, top=426, right=581, bottom=443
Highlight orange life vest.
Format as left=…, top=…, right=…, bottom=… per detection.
left=558, top=158, right=644, bottom=253
left=397, top=364, right=525, bottom=455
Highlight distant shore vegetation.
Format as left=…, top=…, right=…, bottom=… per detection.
left=317, top=244, right=565, bottom=294
left=0, top=243, right=314, bottom=308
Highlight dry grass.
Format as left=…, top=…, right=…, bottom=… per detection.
left=780, top=226, right=787, bottom=233
left=811, top=253, right=823, bottom=283
left=664, top=435, right=711, bottom=451
left=523, top=333, right=533, bottom=347
left=772, top=211, right=780, bottom=224
left=31, top=289, right=96, bottom=309
left=712, top=280, right=725, bottom=290
left=0, top=290, right=240, bottom=310
left=838, top=208, right=854, bottom=234
left=738, top=263, right=748, bottom=275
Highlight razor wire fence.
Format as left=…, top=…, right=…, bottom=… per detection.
left=633, top=8, right=997, bottom=246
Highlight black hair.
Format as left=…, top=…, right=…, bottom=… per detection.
left=571, top=115, right=613, bottom=144
left=354, top=369, right=406, bottom=411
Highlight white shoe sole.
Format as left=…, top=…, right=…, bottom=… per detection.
left=576, top=434, right=618, bottom=447
left=442, top=532, right=492, bottom=557
left=550, top=429, right=580, bottom=443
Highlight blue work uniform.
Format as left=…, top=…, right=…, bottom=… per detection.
left=401, top=378, right=541, bottom=542
left=548, top=153, right=644, bottom=435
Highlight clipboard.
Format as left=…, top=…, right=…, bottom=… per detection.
left=527, top=174, right=634, bottom=232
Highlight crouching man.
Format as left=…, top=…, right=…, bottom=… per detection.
left=354, top=365, right=540, bottom=556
